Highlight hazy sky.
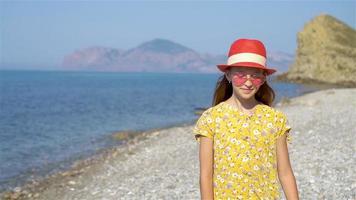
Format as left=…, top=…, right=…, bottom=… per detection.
left=1, top=0, right=355, bottom=69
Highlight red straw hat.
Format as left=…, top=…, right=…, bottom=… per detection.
left=217, top=38, right=277, bottom=75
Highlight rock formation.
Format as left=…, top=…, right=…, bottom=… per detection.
left=277, top=14, right=356, bottom=87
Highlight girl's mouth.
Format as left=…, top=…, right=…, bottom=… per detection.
left=241, top=88, right=253, bottom=93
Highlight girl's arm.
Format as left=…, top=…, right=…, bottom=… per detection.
left=276, top=132, right=299, bottom=200
left=199, top=136, right=214, bottom=200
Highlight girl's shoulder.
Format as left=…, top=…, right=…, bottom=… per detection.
left=197, top=102, right=225, bottom=120
left=206, top=101, right=230, bottom=115
left=259, top=106, right=291, bottom=133
left=198, top=104, right=219, bottom=117
left=262, top=105, right=289, bottom=120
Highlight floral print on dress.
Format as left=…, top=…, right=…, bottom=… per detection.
left=193, top=101, right=292, bottom=199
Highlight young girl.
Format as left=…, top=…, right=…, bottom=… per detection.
left=193, top=38, right=299, bottom=200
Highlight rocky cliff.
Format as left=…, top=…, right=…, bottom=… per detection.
left=277, top=14, right=356, bottom=87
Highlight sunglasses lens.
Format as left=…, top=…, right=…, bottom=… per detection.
left=252, top=78, right=263, bottom=86
left=232, top=74, right=265, bottom=86
left=232, top=75, right=247, bottom=86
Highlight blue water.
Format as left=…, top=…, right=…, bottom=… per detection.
left=0, top=70, right=319, bottom=191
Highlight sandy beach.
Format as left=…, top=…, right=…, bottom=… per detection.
left=1, top=88, right=355, bottom=200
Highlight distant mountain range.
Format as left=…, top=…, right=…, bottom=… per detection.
left=62, top=38, right=293, bottom=75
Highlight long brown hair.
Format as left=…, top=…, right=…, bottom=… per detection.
left=211, top=73, right=275, bottom=107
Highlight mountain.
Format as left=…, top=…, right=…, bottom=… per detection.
left=266, top=51, right=294, bottom=74
left=62, top=46, right=124, bottom=71
left=62, top=38, right=293, bottom=74
left=276, top=14, right=356, bottom=87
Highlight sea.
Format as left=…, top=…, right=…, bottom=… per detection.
left=0, top=69, right=323, bottom=192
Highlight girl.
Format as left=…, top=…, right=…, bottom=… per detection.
left=193, top=38, right=299, bottom=200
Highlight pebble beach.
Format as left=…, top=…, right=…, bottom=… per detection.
left=1, top=88, right=355, bottom=200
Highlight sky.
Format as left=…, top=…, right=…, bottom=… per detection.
left=0, top=0, right=355, bottom=70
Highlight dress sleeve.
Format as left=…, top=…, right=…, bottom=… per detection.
left=276, top=112, right=292, bottom=144
left=193, top=109, right=215, bottom=143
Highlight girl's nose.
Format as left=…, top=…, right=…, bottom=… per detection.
left=244, top=80, right=253, bottom=87
left=244, top=75, right=254, bottom=87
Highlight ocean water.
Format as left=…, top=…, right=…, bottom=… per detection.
left=0, top=70, right=319, bottom=191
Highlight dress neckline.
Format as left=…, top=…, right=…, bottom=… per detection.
left=220, top=101, right=263, bottom=117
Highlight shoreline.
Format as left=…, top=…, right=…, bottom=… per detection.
left=0, top=80, right=328, bottom=195
left=274, top=72, right=356, bottom=88
left=2, top=86, right=355, bottom=199
left=0, top=120, right=196, bottom=199
left=0, top=78, right=337, bottom=193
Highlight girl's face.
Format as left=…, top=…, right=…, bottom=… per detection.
left=226, top=66, right=266, bottom=100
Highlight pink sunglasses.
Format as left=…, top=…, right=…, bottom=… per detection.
left=232, top=71, right=266, bottom=86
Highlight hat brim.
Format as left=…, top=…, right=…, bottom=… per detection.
left=217, top=62, right=277, bottom=75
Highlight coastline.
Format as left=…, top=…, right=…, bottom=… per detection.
left=2, top=87, right=355, bottom=199
left=0, top=121, right=196, bottom=199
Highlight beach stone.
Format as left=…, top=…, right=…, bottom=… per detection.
left=68, top=181, right=76, bottom=185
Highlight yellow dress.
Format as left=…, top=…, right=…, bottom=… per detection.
left=193, top=101, right=292, bottom=200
